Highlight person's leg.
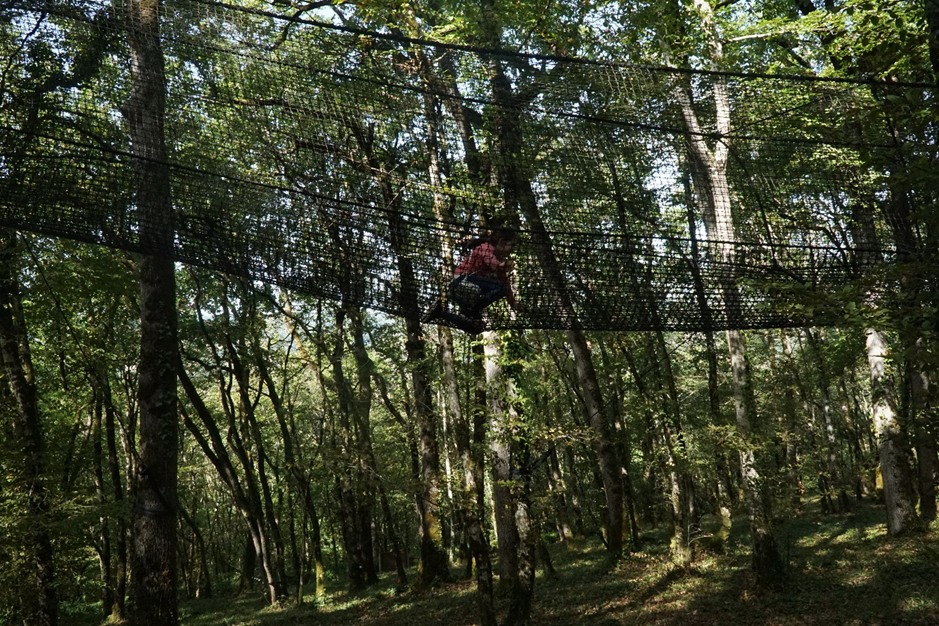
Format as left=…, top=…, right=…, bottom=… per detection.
left=422, top=297, right=444, bottom=323
left=451, top=275, right=504, bottom=317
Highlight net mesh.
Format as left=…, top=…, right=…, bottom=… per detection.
left=1, top=0, right=934, bottom=331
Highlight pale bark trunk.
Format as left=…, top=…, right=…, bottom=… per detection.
left=667, top=0, right=783, bottom=584
left=485, top=334, right=519, bottom=589
left=866, top=329, right=919, bottom=534
left=484, top=332, right=535, bottom=625
left=726, top=329, right=784, bottom=582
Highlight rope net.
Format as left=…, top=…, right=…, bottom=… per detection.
left=2, top=0, right=935, bottom=331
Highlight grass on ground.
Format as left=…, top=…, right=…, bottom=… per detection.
left=163, top=500, right=939, bottom=625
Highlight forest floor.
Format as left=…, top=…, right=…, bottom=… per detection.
left=79, top=499, right=939, bottom=625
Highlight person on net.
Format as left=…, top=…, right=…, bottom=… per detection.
left=424, top=226, right=518, bottom=331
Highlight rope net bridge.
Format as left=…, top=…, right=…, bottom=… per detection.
left=1, top=0, right=934, bottom=331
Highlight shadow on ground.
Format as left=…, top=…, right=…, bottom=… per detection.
left=178, top=502, right=939, bottom=626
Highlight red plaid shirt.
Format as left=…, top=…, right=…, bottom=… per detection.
left=455, top=242, right=516, bottom=306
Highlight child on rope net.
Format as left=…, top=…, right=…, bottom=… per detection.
left=423, top=226, right=518, bottom=333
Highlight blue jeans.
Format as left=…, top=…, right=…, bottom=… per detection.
left=449, top=275, right=506, bottom=317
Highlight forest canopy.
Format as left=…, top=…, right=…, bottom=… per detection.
left=2, top=0, right=935, bottom=331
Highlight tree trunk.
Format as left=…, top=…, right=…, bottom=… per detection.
left=178, top=353, right=284, bottom=604
left=910, top=346, right=938, bottom=521
left=347, top=120, right=450, bottom=586
left=0, top=233, right=59, bottom=626
left=349, top=307, right=407, bottom=588
left=221, top=303, right=288, bottom=602
left=92, top=396, right=115, bottom=617
left=485, top=334, right=519, bottom=589
left=666, top=0, right=784, bottom=583
left=653, top=331, right=695, bottom=564
left=866, top=329, right=920, bottom=534
left=307, top=495, right=327, bottom=602
left=330, top=308, right=374, bottom=591
left=103, top=378, right=128, bottom=619
left=410, top=315, right=451, bottom=585
left=484, top=331, right=535, bottom=625
left=461, top=341, right=498, bottom=626
left=807, top=329, right=851, bottom=512
left=125, top=0, right=178, bottom=621
left=480, top=30, right=625, bottom=561
left=928, top=0, right=939, bottom=84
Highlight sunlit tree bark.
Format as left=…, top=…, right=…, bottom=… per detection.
left=484, top=332, right=535, bottom=625
left=866, top=330, right=919, bottom=534
left=665, top=0, right=784, bottom=585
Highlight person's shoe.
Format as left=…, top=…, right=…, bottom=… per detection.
left=422, top=300, right=444, bottom=323
left=452, top=311, right=485, bottom=334
left=466, top=318, right=485, bottom=334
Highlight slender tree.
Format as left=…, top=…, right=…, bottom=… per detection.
left=661, top=0, right=785, bottom=584
left=0, top=233, right=58, bottom=626
left=477, top=0, right=626, bottom=561
left=125, top=0, right=179, bottom=621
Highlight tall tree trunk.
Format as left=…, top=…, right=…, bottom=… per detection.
left=408, top=317, right=451, bottom=585
left=665, top=0, right=784, bottom=584
left=279, top=294, right=331, bottom=601
left=125, top=0, right=178, bottom=621
left=806, top=329, right=850, bottom=512
left=847, top=162, right=919, bottom=533
left=485, top=334, right=519, bottom=589
left=653, top=331, right=695, bottom=564
left=867, top=329, right=920, bottom=534
left=329, top=308, right=373, bottom=591
left=102, top=378, right=128, bottom=619
left=457, top=341, right=498, bottom=626
left=347, top=121, right=450, bottom=585
left=600, top=339, right=642, bottom=552
left=0, top=233, right=58, bottom=626
left=479, top=0, right=625, bottom=559
left=484, top=332, right=535, bottom=625
left=622, top=335, right=691, bottom=563
left=92, top=395, right=115, bottom=618
left=220, top=298, right=288, bottom=602
left=349, top=307, right=407, bottom=588
left=909, top=337, right=938, bottom=522
left=307, top=493, right=327, bottom=602
left=793, top=0, right=928, bottom=535
left=178, top=354, right=283, bottom=604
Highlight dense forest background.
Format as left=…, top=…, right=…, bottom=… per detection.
left=1, top=0, right=938, bottom=625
